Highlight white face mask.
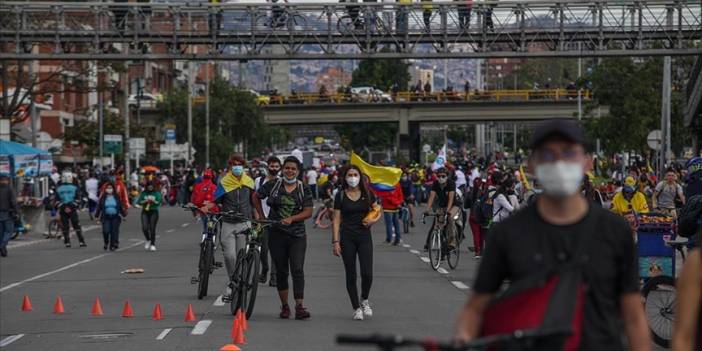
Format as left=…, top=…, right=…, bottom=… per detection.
left=106, top=188, right=114, bottom=194
left=346, top=176, right=360, bottom=188
left=534, top=161, right=583, bottom=198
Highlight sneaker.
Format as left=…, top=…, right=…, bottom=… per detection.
left=259, top=271, right=268, bottom=284
left=149, top=245, right=156, bottom=252
left=110, top=246, right=118, bottom=251
left=103, top=244, right=108, bottom=251
left=0, top=246, right=7, bottom=257
left=279, top=304, right=291, bottom=319
left=361, top=300, right=373, bottom=317
left=144, top=242, right=150, bottom=250
left=79, top=241, right=87, bottom=248
left=269, top=274, right=277, bottom=287
left=353, top=308, right=364, bottom=320
left=65, top=242, right=72, bottom=248
left=410, top=221, right=415, bottom=228
left=474, top=255, right=482, bottom=259
left=392, top=240, right=400, bottom=246
left=295, top=304, right=311, bottom=320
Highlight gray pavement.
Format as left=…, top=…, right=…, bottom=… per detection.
left=0, top=205, right=480, bottom=351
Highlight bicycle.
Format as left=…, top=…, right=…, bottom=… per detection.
left=46, top=216, right=62, bottom=239
left=423, top=211, right=461, bottom=270
left=256, top=8, right=307, bottom=30
left=336, top=327, right=572, bottom=351
left=183, top=204, right=227, bottom=300
left=224, top=215, right=280, bottom=319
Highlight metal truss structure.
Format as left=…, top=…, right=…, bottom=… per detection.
left=1, top=1, right=701, bottom=60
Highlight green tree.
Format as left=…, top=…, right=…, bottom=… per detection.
left=334, top=123, right=398, bottom=153
left=350, top=57, right=411, bottom=91
left=501, top=58, right=579, bottom=90
left=63, top=111, right=125, bottom=158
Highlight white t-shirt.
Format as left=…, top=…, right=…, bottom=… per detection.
left=492, top=193, right=519, bottom=223
left=85, top=178, right=99, bottom=201
left=455, top=170, right=467, bottom=189
left=306, top=170, right=318, bottom=185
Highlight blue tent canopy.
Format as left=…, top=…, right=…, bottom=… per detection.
left=0, top=140, right=51, bottom=177
left=0, top=140, right=49, bottom=156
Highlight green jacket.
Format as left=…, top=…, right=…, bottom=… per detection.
left=138, top=191, right=162, bottom=212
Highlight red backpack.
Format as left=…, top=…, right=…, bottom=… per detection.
left=191, top=181, right=215, bottom=207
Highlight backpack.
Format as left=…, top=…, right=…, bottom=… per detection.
left=267, top=178, right=306, bottom=211
left=191, top=182, right=215, bottom=207
left=678, top=195, right=702, bottom=237
left=475, top=190, right=497, bottom=228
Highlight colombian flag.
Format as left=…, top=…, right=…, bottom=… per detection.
left=214, top=172, right=255, bottom=200
left=350, top=152, right=402, bottom=192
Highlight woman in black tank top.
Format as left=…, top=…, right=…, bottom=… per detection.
left=331, top=165, right=379, bottom=320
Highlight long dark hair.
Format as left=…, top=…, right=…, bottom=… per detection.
left=341, top=165, right=373, bottom=209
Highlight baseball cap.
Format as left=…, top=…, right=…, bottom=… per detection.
left=529, top=119, right=588, bottom=150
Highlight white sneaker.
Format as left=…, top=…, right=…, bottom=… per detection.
left=361, top=300, right=373, bottom=317
left=149, top=245, right=156, bottom=252
left=144, top=242, right=150, bottom=250
left=353, top=308, right=364, bottom=320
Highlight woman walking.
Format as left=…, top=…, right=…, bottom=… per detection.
left=95, top=182, right=128, bottom=251
left=331, top=165, right=379, bottom=320
left=466, top=177, right=485, bottom=258
left=139, top=181, right=162, bottom=251
left=254, top=156, right=314, bottom=320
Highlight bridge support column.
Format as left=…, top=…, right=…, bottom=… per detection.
left=398, top=116, right=420, bottom=163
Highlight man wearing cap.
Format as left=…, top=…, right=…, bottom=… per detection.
left=454, top=120, right=650, bottom=350
left=611, top=176, right=650, bottom=216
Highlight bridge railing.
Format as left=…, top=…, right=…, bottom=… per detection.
left=264, top=89, right=591, bottom=105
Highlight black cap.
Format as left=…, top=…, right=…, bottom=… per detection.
left=528, top=119, right=587, bottom=150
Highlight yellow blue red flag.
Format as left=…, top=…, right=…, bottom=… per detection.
left=350, top=152, right=402, bottom=191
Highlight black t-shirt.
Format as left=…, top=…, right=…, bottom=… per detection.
left=431, top=180, right=456, bottom=208
left=334, top=190, right=376, bottom=237
left=257, top=180, right=314, bottom=237
left=473, top=204, right=639, bottom=350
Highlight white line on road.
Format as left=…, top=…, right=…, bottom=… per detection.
left=437, top=268, right=449, bottom=274
left=0, top=334, right=25, bottom=347
left=0, top=240, right=146, bottom=293
left=156, top=328, right=173, bottom=340
left=402, top=244, right=411, bottom=248
left=181, top=223, right=190, bottom=227
left=190, top=320, right=212, bottom=335
left=409, top=249, right=420, bottom=255
left=213, top=295, right=225, bottom=307
left=451, top=281, right=470, bottom=290
left=419, top=256, right=430, bottom=263
left=166, top=229, right=175, bottom=233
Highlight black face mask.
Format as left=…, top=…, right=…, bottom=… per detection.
left=268, top=168, right=280, bottom=176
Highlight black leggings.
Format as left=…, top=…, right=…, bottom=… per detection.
left=60, top=205, right=84, bottom=244
left=141, top=210, right=159, bottom=245
left=341, top=232, right=373, bottom=310
left=269, top=229, right=307, bottom=300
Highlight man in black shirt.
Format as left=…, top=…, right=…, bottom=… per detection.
left=454, top=120, right=650, bottom=350
left=424, top=167, right=459, bottom=250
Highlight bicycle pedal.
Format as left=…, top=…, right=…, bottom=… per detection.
left=190, top=277, right=199, bottom=284
left=214, top=262, right=223, bottom=268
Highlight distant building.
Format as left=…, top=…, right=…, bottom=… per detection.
left=314, top=67, right=352, bottom=93
left=263, top=46, right=291, bottom=95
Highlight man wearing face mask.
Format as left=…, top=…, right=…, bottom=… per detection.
left=207, top=154, right=260, bottom=299
left=424, top=167, right=459, bottom=251
left=454, top=120, right=650, bottom=350
left=254, top=156, right=282, bottom=285
left=611, top=176, right=649, bottom=216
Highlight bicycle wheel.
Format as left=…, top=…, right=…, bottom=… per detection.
left=642, top=275, right=675, bottom=348
left=229, top=249, right=247, bottom=316
left=197, top=240, right=214, bottom=299
left=402, top=209, right=410, bottom=234
left=244, top=250, right=261, bottom=319
left=447, top=243, right=460, bottom=269
left=428, top=230, right=442, bottom=270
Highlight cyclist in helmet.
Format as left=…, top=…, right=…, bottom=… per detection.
left=55, top=172, right=86, bottom=247
left=684, top=156, right=702, bottom=198
left=611, top=176, right=649, bottom=215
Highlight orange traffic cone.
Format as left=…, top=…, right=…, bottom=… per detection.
left=152, top=303, right=163, bottom=320
left=237, top=309, right=248, bottom=331
left=220, top=344, right=241, bottom=351
left=121, top=300, right=134, bottom=318
left=230, top=317, right=240, bottom=340
left=53, top=296, right=65, bottom=314
left=233, top=318, right=247, bottom=345
left=91, top=298, right=104, bottom=316
left=184, top=304, right=196, bottom=322
left=21, top=295, right=33, bottom=312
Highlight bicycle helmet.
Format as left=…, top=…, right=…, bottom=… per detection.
left=686, top=157, right=702, bottom=177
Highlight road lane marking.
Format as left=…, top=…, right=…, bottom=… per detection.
left=409, top=249, right=420, bottom=255
left=8, top=225, right=99, bottom=249
left=451, top=281, right=470, bottom=290
left=402, top=244, right=411, bottom=248
left=191, top=320, right=212, bottom=335
left=166, top=229, right=175, bottom=233
left=0, top=334, right=25, bottom=347
left=0, top=240, right=146, bottom=293
left=156, top=328, right=173, bottom=340
left=213, top=295, right=225, bottom=306
left=437, top=267, right=449, bottom=274
left=419, top=256, right=430, bottom=263
left=181, top=223, right=190, bottom=227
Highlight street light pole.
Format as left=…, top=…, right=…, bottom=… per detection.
left=205, top=61, right=210, bottom=168
left=124, top=60, right=130, bottom=178
left=187, top=62, right=193, bottom=165
left=98, top=67, right=104, bottom=165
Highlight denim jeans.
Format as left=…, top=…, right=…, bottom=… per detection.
left=383, top=211, right=401, bottom=243
left=0, top=217, right=14, bottom=248
left=102, top=215, right=121, bottom=248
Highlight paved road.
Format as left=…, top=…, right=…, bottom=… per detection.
left=0, top=205, right=479, bottom=351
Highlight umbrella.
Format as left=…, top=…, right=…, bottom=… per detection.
left=141, top=165, right=160, bottom=173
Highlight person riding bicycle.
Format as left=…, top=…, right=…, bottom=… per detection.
left=205, top=154, right=260, bottom=300
left=610, top=176, right=649, bottom=216
left=424, top=167, right=459, bottom=251
left=191, top=168, right=218, bottom=234
left=55, top=172, right=86, bottom=248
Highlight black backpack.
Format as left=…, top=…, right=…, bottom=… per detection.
left=475, top=190, right=497, bottom=228
left=267, top=178, right=306, bottom=211
left=678, top=195, right=702, bottom=237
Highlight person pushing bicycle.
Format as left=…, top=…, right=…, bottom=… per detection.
left=424, top=167, right=459, bottom=251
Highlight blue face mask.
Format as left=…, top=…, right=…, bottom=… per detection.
left=231, top=166, right=244, bottom=176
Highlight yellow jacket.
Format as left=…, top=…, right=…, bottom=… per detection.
left=611, top=191, right=650, bottom=215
